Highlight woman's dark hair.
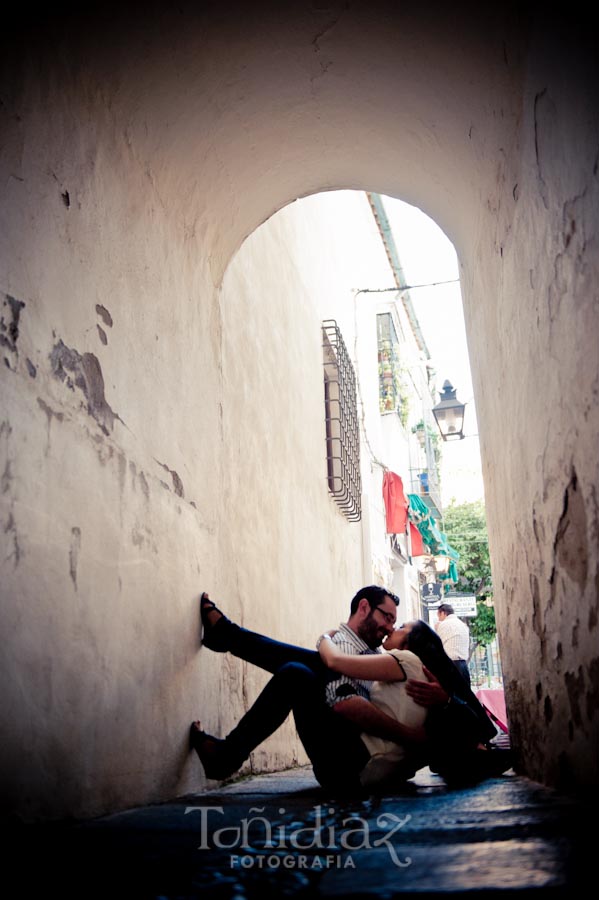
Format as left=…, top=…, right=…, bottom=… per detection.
left=405, top=620, right=497, bottom=745
left=404, top=620, right=460, bottom=695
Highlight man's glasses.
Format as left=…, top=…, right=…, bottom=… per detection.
left=372, top=606, right=396, bottom=626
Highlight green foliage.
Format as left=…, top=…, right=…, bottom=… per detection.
left=470, top=600, right=496, bottom=649
left=399, top=391, right=410, bottom=428
left=412, top=419, right=442, bottom=466
left=443, top=499, right=497, bottom=650
left=442, top=499, right=492, bottom=597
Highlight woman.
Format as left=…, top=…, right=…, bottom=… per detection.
left=317, top=619, right=504, bottom=785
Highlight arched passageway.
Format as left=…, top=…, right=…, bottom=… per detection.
left=1, top=2, right=597, bottom=819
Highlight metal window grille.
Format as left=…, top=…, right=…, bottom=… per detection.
left=322, top=320, right=361, bottom=521
left=377, top=312, right=402, bottom=415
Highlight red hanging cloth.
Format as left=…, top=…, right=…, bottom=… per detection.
left=409, top=522, right=425, bottom=556
left=382, top=471, right=408, bottom=534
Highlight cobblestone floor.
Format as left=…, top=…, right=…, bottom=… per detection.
left=5, top=760, right=594, bottom=899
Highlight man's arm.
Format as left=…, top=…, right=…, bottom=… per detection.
left=332, top=696, right=426, bottom=744
left=405, top=666, right=450, bottom=707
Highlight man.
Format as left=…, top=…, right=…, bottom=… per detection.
left=194, top=585, right=444, bottom=792
left=435, top=602, right=471, bottom=687
left=317, top=586, right=446, bottom=737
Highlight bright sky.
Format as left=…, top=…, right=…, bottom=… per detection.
left=381, top=196, right=485, bottom=507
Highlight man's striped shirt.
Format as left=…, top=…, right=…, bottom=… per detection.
left=323, top=622, right=380, bottom=707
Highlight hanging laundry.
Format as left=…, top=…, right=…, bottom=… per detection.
left=409, top=522, right=425, bottom=556
left=382, top=470, right=408, bottom=534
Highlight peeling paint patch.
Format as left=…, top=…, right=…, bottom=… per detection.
left=91, top=433, right=115, bottom=467
left=532, top=509, right=545, bottom=545
left=50, top=339, right=121, bottom=435
left=37, top=397, right=64, bottom=425
left=117, top=452, right=127, bottom=495
left=95, top=305, right=113, bottom=328
left=97, top=325, right=108, bottom=345
left=1, top=459, right=11, bottom=494
left=530, top=574, right=546, bottom=661
left=4, top=511, right=21, bottom=567
left=564, top=667, right=584, bottom=728
left=312, top=11, right=344, bottom=53
left=1, top=294, right=25, bottom=370
left=26, top=358, right=36, bottom=378
left=131, top=524, right=158, bottom=554
left=155, top=460, right=184, bottom=497
left=37, top=397, right=64, bottom=453
left=533, top=88, right=553, bottom=210
left=69, top=527, right=81, bottom=590
left=589, top=556, right=599, bottom=632
left=552, top=468, right=588, bottom=591
left=138, top=471, right=150, bottom=500
left=0, top=421, right=18, bottom=565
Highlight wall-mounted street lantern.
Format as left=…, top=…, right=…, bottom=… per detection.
left=432, top=380, right=466, bottom=441
left=434, top=554, right=450, bottom=575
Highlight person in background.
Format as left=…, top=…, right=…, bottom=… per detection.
left=435, top=602, right=471, bottom=687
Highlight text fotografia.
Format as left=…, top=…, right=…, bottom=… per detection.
left=184, top=805, right=412, bottom=869
left=230, top=853, right=353, bottom=871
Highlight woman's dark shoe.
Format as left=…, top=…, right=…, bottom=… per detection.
left=438, top=747, right=514, bottom=786
left=189, top=721, right=239, bottom=780
left=200, top=591, right=232, bottom=652
left=476, top=747, right=515, bottom=778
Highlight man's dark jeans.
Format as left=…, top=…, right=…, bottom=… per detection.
left=205, top=619, right=370, bottom=790
left=452, top=659, right=471, bottom=688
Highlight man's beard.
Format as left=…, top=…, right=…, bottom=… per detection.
left=358, top=612, right=383, bottom=649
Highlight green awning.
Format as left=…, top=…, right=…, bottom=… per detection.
left=407, top=492, right=460, bottom=583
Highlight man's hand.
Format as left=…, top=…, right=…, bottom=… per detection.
left=333, top=696, right=427, bottom=745
left=405, top=666, right=449, bottom=707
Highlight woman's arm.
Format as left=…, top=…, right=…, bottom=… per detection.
left=318, top=636, right=406, bottom=682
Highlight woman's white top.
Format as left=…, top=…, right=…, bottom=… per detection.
left=359, top=649, right=427, bottom=787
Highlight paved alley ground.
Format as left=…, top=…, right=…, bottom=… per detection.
left=6, top=762, right=594, bottom=899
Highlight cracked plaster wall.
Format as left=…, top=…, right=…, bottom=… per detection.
left=0, top=2, right=597, bottom=818
left=469, top=18, right=599, bottom=790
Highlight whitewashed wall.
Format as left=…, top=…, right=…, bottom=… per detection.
left=1, top=3, right=597, bottom=820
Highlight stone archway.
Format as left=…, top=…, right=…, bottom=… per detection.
left=1, top=2, right=597, bottom=819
